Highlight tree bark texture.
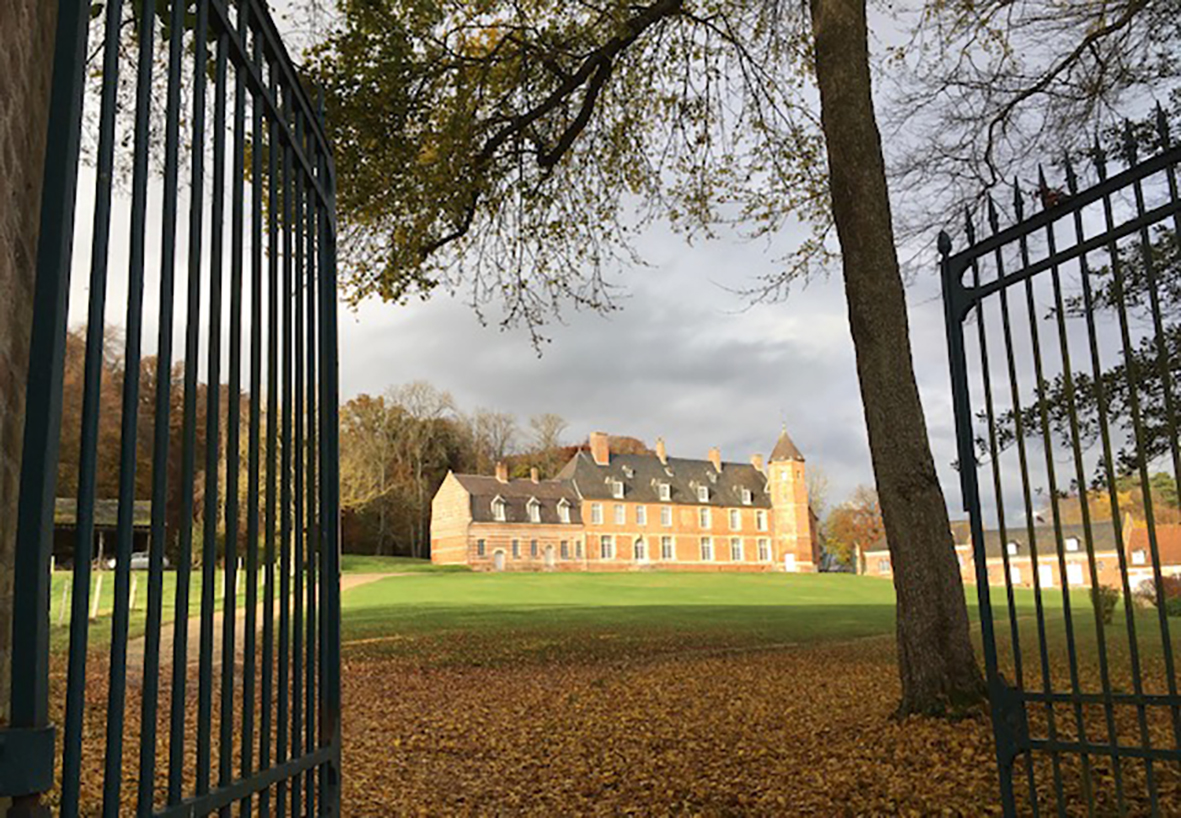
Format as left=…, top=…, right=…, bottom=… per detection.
left=808, top=0, right=985, bottom=714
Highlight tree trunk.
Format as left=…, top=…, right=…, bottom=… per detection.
left=808, top=0, right=984, bottom=715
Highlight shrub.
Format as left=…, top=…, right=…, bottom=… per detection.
left=1167, top=597, right=1181, bottom=618
left=1091, top=584, right=1120, bottom=625
left=1133, top=575, right=1181, bottom=609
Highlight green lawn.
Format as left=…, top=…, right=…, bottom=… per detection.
left=340, top=554, right=470, bottom=574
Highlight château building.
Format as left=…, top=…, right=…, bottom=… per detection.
left=430, top=429, right=819, bottom=571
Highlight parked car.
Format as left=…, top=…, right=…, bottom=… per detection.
left=104, top=552, right=168, bottom=570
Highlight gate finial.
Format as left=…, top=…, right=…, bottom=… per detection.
left=1063, top=152, right=1079, bottom=195
left=963, top=208, right=976, bottom=244
left=1122, top=120, right=1139, bottom=165
left=986, top=195, right=1001, bottom=235
left=1012, top=178, right=1025, bottom=221
left=1092, top=138, right=1108, bottom=181
left=1156, top=103, right=1171, bottom=148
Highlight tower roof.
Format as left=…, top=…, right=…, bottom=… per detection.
left=769, top=427, right=804, bottom=462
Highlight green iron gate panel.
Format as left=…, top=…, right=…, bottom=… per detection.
left=942, top=110, right=1181, bottom=816
left=0, top=0, right=342, bottom=815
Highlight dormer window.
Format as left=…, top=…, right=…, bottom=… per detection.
left=1065, top=537, right=1080, bottom=552
left=611, top=480, right=624, bottom=499
left=622, top=466, right=635, bottom=478
left=707, top=471, right=718, bottom=484
left=658, top=483, right=671, bottom=501
left=664, top=467, right=674, bottom=477
left=741, top=487, right=752, bottom=505
left=697, top=485, right=709, bottom=502
left=492, top=497, right=506, bottom=522
left=1007, top=541, right=1019, bottom=556
left=527, top=497, right=541, bottom=523
left=558, top=499, right=571, bottom=524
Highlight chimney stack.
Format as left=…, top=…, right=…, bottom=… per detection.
left=495, top=461, right=509, bottom=483
left=589, top=431, right=610, bottom=466
left=708, top=446, right=722, bottom=472
left=530, top=467, right=540, bottom=483
left=751, top=453, right=764, bottom=473
left=656, top=437, right=667, bottom=465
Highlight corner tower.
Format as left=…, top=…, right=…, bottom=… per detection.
left=768, top=427, right=815, bottom=572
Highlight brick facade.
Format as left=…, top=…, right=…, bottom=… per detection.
left=0, top=0, right=57, bottom=728
left=431, top=430, right=819, bottom=573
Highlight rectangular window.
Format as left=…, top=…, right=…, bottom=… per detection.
left=512, top=540, right=520, bottom=559
left=531, top=539, right=539, bottom=558
left=730, top=537, right=743, bottom=561
left=1007, top=541, right=1019, bottom=556
left=558, top=503, right=570, bottom=524
left=492, top=499, right=506, bottom=521
left=1065, top=537, right=1080, bottom=552
left=634, top=539, right=646, bottom=561
left=658, top=483, right=671, bottom=501
left=560, top=540, right=569, bottom=559
left=591, top=503, right=603, bottom=525
left=699, top=507, right=711, bottom=528
left=1066, top=563, right=1085, bottom=585
left=612, top=480, right=624, bottom=498
left=878, top=558, right=890, bottom=573
left=1038, top=563, right=1054, bottom=587
left=661, top=536, right=674, bottom=560
left=741, top=488, right=752, bottom=505
left=700, top=537, right=714, bottom=561
left=476, top=539, right=486, bottom=557
left=636, top=505, right=647, bottom=526
left=756, top=510, right=767, bottom=531
left=601, top=535, right=614, bottom=560
left=1133, top=549, right=1147, bottom=565
left=697, top=485, right=709, bottom=502
left=729, top=509, right=740, bottom=530
left=757, top=538, right=769, bottom=561
left=528, top=502, right=541, bottom=523
left=614, top=504, right=625, bottom=525
left=661, top=506, right=672, bottom=527
left=1008, top=565, right=1022, bottom=585
left=576, top=540, right=583, bottom=559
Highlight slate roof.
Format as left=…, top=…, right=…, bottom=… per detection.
left=454, top=474, right=583, bottom=525
left=54, top=498, right=152, bottom=529
left=554, top=451, right=772, bottom=509
left=976, top=521, right=1122, bottom=559
left=769, top=428, right=804, bottom=462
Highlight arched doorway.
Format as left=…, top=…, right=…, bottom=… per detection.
left=545, top=544, right=556, bottom=569
left=493, top=550, right=506, bottom=572
left=634, top=537, right=647, bottom=562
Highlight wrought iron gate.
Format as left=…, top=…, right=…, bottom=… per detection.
left=942, top=109, right=1181, bottom=815
left=0, top=0, right=341, bottom=815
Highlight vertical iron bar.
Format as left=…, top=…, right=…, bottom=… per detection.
left=100, top=0, right=159, bottom=810
left=58, top=1, right=124, bottom=813
left=136, top=0, right=189, bottom=812
left=168, top=0, right=212, bottom=803
left=260, top=51, right=281, bottom=817
left=218, top=3, right=250, bottom=808
left=240, top=9, right=263, bottom=817
left=292, top=107, right=306, bottom=818
left=277, top=82, right=295, bottom=818
left=196, top=29, right=230, bottom=799
left=304, top=124, right=320, bottom=815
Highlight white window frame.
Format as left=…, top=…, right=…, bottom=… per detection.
left=661, top=536, right=674, bottom=561
left=697, top=485, right=709, bottom=502
left=658, top=483, right=671, bottom=501
left=530, top=539, right=539, bottom=558
left=661, top=505, right=672, bottom=527
left=527, top=498, right=541, bottom=523
left=492, top=498, right=506, bottom=522
left=700, top=536, right=714, bottom=561
left=575, top=540, right=583, bottom=559
left=729, top=509, right=740, bottom=530
left=1007, top=541, right=1019, bottom=556
left=1132, top=549, right=1147, bottom=566
left=601, top=535, right=614, bottom=560
left=756, top=510, right=767, bottom=532
left=1065, top=537, right=1080, bottom=552
left=634, top=538, right=647, bottom=562
left=1037, top=563, right=1055, bottom=587
left=560, top=540, right=570, bottom=560
left=757, top=538, right=770, bottom=562
left=1066, top=563, right=1085, bottom=586
left=476, top=539, right=486, bottom=557
left=730, top=537, right=743, bottom=561
left=611, top=480, right=624, bottom=499
left=636, top=505, right=647, bottom=526
left=557, top=500, right=571, bottom=524
left=699, top=507, right=711, bottom=528
left=1009, top=565, right=1022, bottom=585
left=614, top=504, right=625, bottom=525
left=590, top=503, right=603, bottom=525
left=741, top=488, right=752, bottom=505
left=512, top=539, right=520, bottom=559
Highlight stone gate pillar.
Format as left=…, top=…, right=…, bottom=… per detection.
left=0, top=0, right=58, bottom=753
